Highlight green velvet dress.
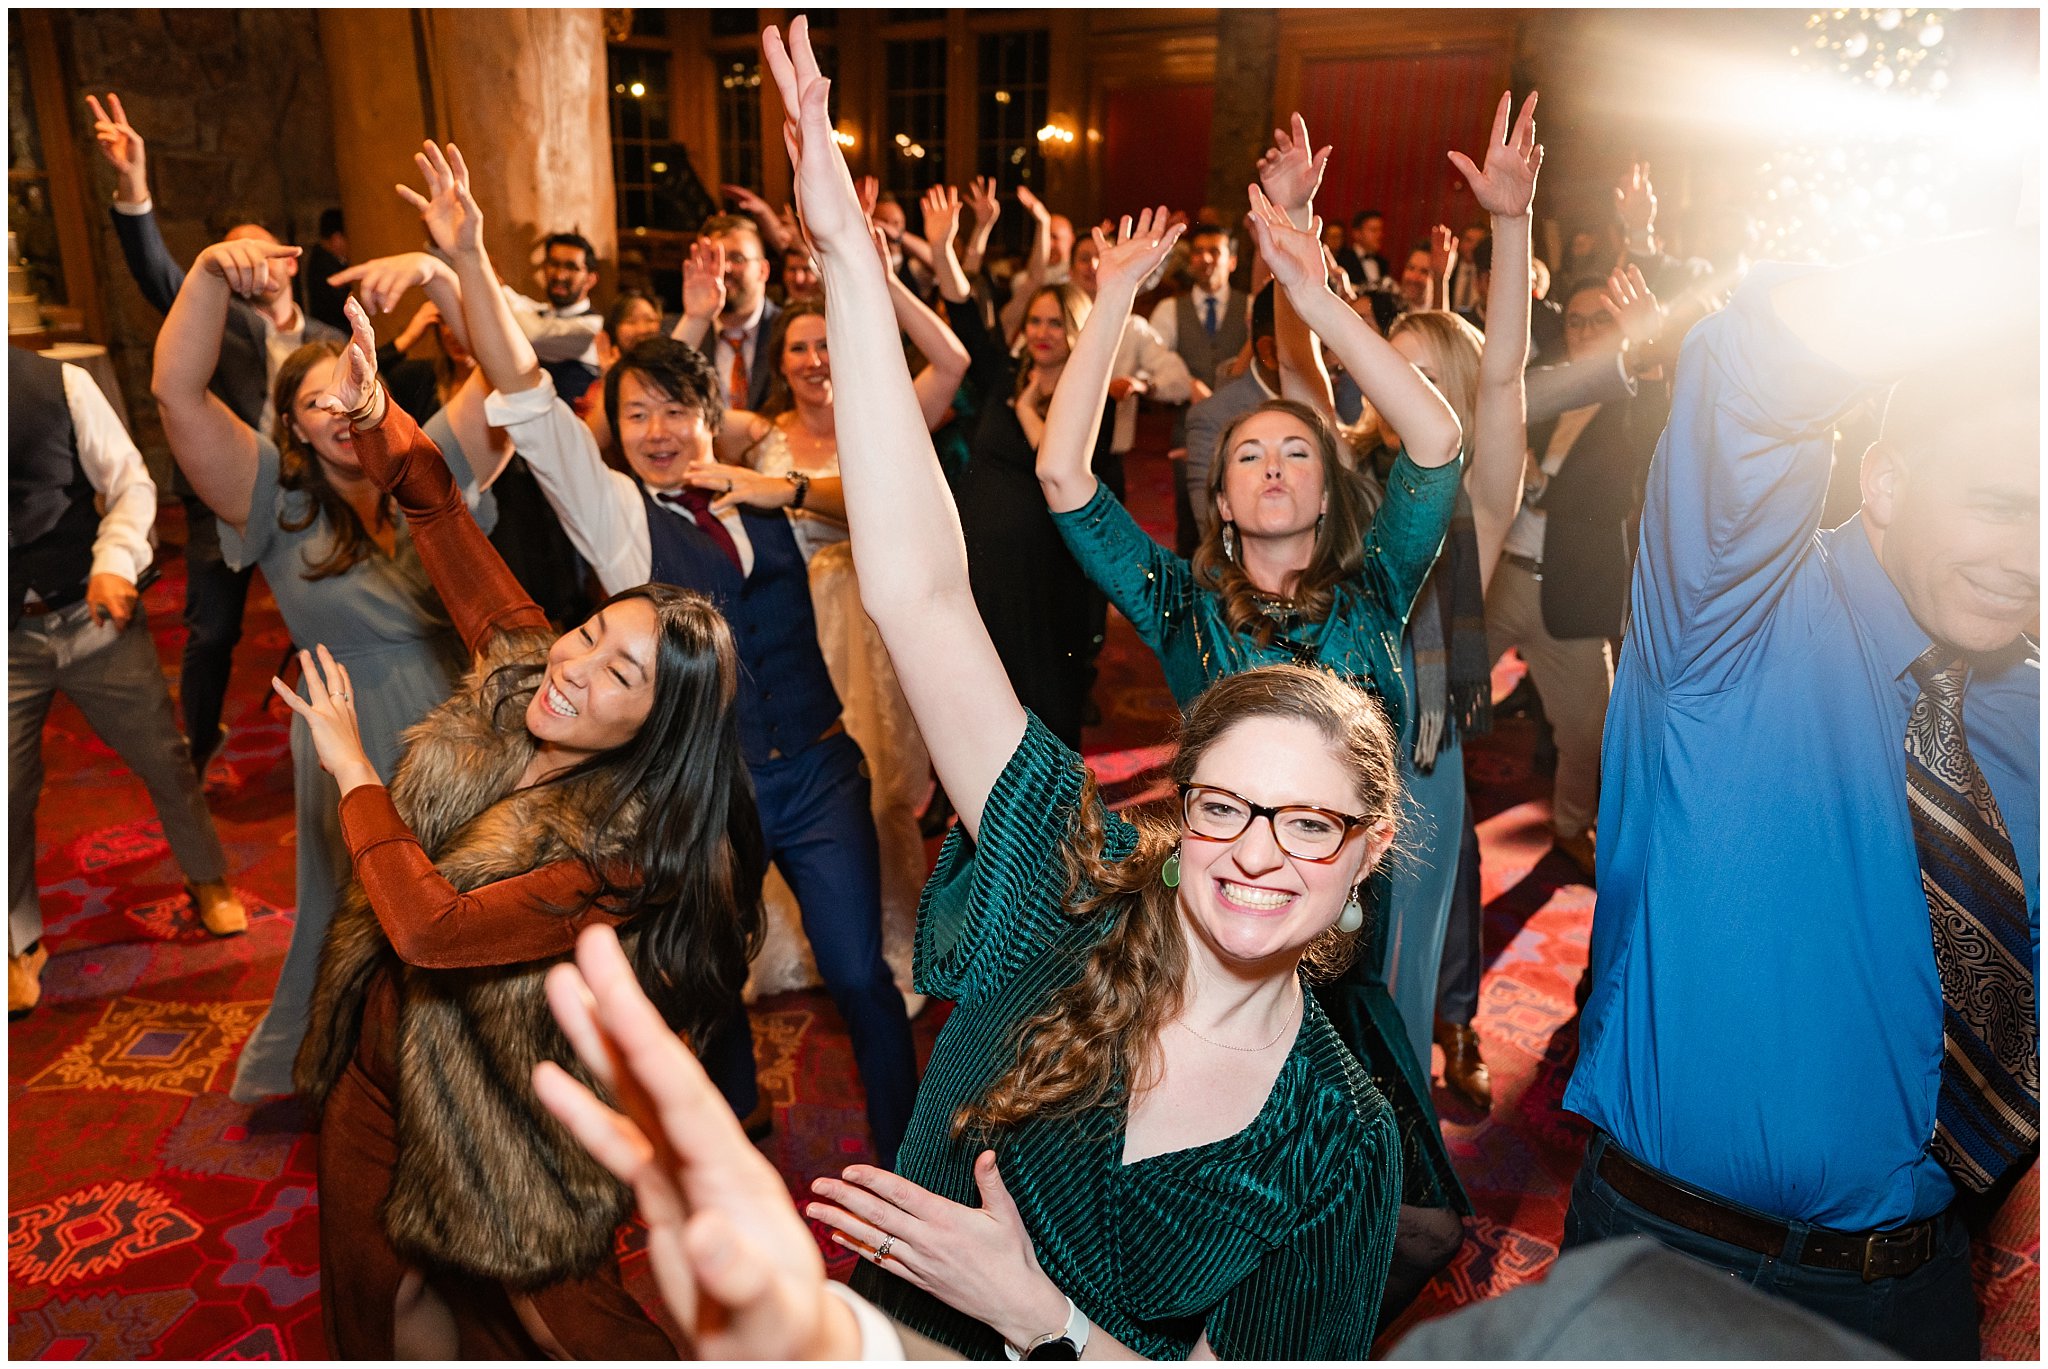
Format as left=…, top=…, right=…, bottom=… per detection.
left=852, top=716, right=1401, bottom=1359
left=1049, top=450, right=1470, bottom=1217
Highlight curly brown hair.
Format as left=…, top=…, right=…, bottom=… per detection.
left=272, top=340, right=393, bottom=581
left=953, top=663, right=1402, bottom=1139
left=1188, top=398, right=1378, bottom=648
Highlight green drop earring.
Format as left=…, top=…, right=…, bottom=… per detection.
left=1161, top=849, right=1181, bottom=888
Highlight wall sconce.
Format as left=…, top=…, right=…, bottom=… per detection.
left=1036, top=121, right=1077, bottom=149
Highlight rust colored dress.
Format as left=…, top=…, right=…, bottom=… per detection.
left=313, top=400, right=679, bottom=1359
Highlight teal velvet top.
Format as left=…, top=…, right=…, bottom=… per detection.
left=1049, top=449, right=1462, bottom=733
left=852, top=715, right=1401, bottom=1359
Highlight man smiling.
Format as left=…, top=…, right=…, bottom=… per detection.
left=1564, top=229, right=2039, bottom=1358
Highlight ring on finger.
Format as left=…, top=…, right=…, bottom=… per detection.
left=873, top=1236, right=898, bottom=1261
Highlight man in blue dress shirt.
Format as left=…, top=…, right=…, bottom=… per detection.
left=1563, top=231, right=2039, bottom=1358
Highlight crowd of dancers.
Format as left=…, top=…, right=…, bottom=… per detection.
left=9, top=16, right=2037, bottom=1360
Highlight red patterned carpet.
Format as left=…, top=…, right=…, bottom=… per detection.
left=8, top=447, right=2038, bottom=1359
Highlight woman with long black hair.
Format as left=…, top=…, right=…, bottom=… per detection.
left=282, top=298, right=763, bottom=1358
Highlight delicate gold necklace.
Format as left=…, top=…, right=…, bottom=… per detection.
left=1172, top=990, right=1302, bottom=1052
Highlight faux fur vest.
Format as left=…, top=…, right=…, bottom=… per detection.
left=296, top=628, right=648, bottom=1289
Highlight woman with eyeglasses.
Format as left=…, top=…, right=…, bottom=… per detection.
left=762, top=21, right=1407, bottom=1357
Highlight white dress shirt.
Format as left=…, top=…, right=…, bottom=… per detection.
left=59, top=362, right=157, bottom=588
left=482, top=375, right=756, bottom=590
left=507, top=288, right=603, bottom=368
left=1504, top=402, right=1601, bottom=562
left=254, top=305, right=307, bottom=433
left=1148, top=282, right=1233, bottom=354
left=1108, top=315, right=1193, bottom=455
left=709, top=297, right=769, bottom=404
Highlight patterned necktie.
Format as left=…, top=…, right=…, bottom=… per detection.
left=1905, top=646, right=2039, bottom=1192
left=721, top=325, right=749, bottom=411
left=654, top=489, right=743, bottom=573
left=1202, top=295, right=1219, bottom=336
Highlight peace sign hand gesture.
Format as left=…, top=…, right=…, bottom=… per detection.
left=1448, top=91, right=1542, bottom=221
left=395, top=141, right=483, bottom=257
left=762, top=17, right=865, bottom=253
left=1090, top=206, right=1184, bottom=299
left=85, top=93, right=148, bottom=205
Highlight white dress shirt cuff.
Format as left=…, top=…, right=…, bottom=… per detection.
left=821, top=1280, right=906, bottom=1360
left=112, top=197, right=153, bottom=216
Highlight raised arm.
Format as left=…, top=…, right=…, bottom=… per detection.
left=998, top=186, right=1055, bottom=342
left=1037, top=210, right=1184, bottom=513
left=766, top=17, right=1024, bottom=839
left=1256, top=114, right=1341, bottom=421
left=723, top=183, right=794, bottom=254
left=316, top=298, right=548, bottom=656
left=921, top=185, right=974, bottom=305
left=1248, top=187, right=1461, bottom=469
left=962, top=175, right=1003, bottom=277
left=88, top=93, right=190, bottom=314
left=1450, top=91, right=1542, bottom=586
left=148, top=238, right=298, bottom=529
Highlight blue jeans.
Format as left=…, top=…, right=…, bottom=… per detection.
left=1564, top=1131, right=1979, bottom=1359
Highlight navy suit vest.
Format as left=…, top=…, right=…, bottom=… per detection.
left=640, top=488, right=841, bottom=766
left=8, top=349, right=101, bottom=626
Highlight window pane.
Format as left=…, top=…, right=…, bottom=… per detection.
left=883, top=36, right=947, bottom=199
left=976, top=30, right=1049, bottom=254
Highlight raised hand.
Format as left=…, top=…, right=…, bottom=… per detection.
left=1245, top=184, right=1328, bottom=299
left=1015, top=184, right=1051, bottom=225
left=1090, top=207, right=1185, bottom=298
left=271, top=645, right=379, bottom=793
left=312, top=297, right=383, bottom=422
left=681, top=236, right=728, bottom=321
left=1601, top=262, right=1663, bottom=347
left=534, top=925, right=859, bottom=1361
left=327, top=252, right=450, bottom=316
left=197, top=237, right=301, bottom=299
left=1430, top=224, right=1458, bottom=281
left=84, top=93, right=147, bottom=204
left=762, top=17, right=865, bottom=252
left=966, top=175, right=1002, bottom=228
left=921, top=184, right=963, bottom=251
left=1615, top=160, right=1656, bottom=239
left=1256, top=112, right=1332, bottom=219
left=395, top=141, right=482, bottom=256
left=721, top=182, right=785, bottom=243
left=1448, top=91, right=1542, bottom=220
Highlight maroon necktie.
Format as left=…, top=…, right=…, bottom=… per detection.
left=654, top=489, right=743, bottom=573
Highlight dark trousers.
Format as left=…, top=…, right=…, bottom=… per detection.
left=706, top=731, right=917, bottom=1167
left=179, top=495, right=255, bottom=769
left=1564, top=1131, right=1980, bottom=1359
left=1434, top=800, right=1483, bottom=1025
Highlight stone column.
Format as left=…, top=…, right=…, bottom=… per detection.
left=320, top=8, right=616, bottom=307
left=1203, top=8, right=1280, bottom=221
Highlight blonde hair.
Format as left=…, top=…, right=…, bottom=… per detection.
left=1013, top=283, right=1092, bottom=410
left=955, top=664, right=1401, bottom=1138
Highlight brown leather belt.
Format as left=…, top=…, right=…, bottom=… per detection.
left=1597, top=1143, right=1940, bottom=1282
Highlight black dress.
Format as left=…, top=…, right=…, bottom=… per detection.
left=943, top=297, right=1114, bottom=751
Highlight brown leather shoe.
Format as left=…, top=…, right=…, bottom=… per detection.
left=10, top=942, right=49, bottom=1019
left=1434, top=1018, right=1492, bottom=1111
left=189, top=881, right=249, bottom=937
left=1554, top=830, right=1597, bottom=884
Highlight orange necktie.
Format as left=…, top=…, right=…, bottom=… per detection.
left=721, top=325, right=748, bottom=410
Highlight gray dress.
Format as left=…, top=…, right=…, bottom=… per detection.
left=220, top=413, right=494, bottom=1099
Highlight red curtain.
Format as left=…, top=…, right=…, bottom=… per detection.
left=1102, top=83, right=1215, bottom=224
left=1297, top=49, right=1511, bottom=267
